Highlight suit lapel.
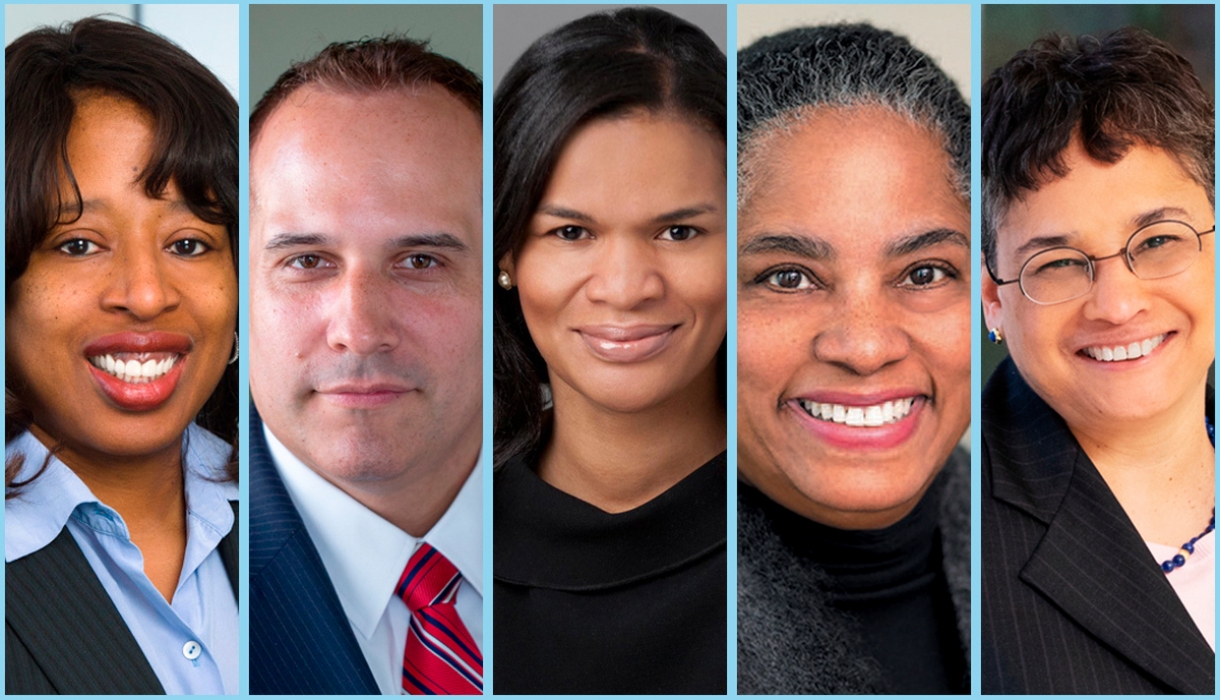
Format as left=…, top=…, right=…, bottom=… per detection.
left=7, top=528, right=164, bottom=694
left=249, top=405, right=380, bottom=695
left=988, top=360, right=1214, bottom=693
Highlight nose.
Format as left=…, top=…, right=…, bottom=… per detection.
left=812, top=289, right=910, bottom=376
left=583, top=236, right=665, bottom=308
left=102, top=244, right=181, bottom=320
left=1080, top=256, right=1150, bottom=325
left=326, top=268, right=400, bottom=355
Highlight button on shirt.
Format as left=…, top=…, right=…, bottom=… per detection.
left=5, top=425, right=239, bottom=695
left=266, top=425, right=483, bottom=696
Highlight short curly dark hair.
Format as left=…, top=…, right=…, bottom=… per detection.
left=982, top=27, right=1215, bottom=273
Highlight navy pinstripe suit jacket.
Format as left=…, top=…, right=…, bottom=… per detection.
left=981, top=358, right=1214, bottom=694
left=249, top=405, right=380, bottom=694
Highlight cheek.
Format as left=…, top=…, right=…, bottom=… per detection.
left=737, top=306, right=807, bottom=393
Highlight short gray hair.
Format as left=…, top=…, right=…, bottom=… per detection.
left=737, top=23, right=969, bottom=207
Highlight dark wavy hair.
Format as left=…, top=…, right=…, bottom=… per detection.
left=5, top=17, right=238, bottom=491
left=493, top=7, right=727, bottom=469
left=982, top=27, right=1215, bottom=273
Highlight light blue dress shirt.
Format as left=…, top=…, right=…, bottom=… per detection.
left=5, top=424, right=239, bottom=695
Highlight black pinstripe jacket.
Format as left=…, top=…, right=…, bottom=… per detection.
left=981, top=358, right=1214, bottom=694
left=5, top=502, right=238, bottom=694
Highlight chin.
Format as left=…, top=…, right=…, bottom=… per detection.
left=791, top=464, right=936, bottom=519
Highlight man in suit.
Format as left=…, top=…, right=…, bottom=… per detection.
left=248, top=37, right=483, bottom=694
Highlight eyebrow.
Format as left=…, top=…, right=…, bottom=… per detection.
left=536, top=204, right=719, bottom=226
left=885, top=228, right=970, bottom=257
left=264, top=231, right=468, bottom=251
left=739, top=234, right=834, bottom=260
left=1013, top=206, right=1200, bottom=258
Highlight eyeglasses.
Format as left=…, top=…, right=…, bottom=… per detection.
left=988, top=220, right=1215, bottom=305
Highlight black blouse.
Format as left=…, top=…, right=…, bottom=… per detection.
left=494, top=452, right=727, bottom=694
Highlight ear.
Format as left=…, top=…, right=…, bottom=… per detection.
left=498, top=252, right=515, bottom=277
left=980, top=253, right=1004, bottom=332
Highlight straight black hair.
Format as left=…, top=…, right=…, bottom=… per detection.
left=493, top=7, right=726, bottom=469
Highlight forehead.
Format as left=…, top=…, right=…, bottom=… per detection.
left=250, top=85, right=481, bottom=249
left=540, top=112, right=725, bottom=218
left=740, top=105, right=967, bottom=255
left=998, top=140, right=1211, bottom=246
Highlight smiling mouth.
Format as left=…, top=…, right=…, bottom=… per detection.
left=797, top=397, right=917, bottom=427
left=1080, top=333, right=1166, bottom=362
left=89, top=353, right=181, bottom=384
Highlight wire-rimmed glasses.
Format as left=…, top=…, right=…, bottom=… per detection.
left=988, top=219, right=1215, bottom=305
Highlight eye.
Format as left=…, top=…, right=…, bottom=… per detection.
left=898, top=264, right=955, bottom=288
left=289, top=254, right=327, bottom=270
left=552, top=225, right=592, bottom=241
left=401, top=253, right=438, bottom=269
left=168, top=238, right=211, bottom=257
left=754, top=266, right=819, bottom=292
left=658, top=226, right=700, bottom=242
left=57, top=238, right=100, bottom=257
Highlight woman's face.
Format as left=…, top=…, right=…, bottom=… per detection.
left=503, top=112, right=726, bottom=414
left=737, top=106, right=971, bottom=529
left=982, top=138, right=1214, bottom=432
left=6, top=94, right=237, bottom=463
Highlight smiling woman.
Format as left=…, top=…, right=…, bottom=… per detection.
left=735, top=23, right=971, bottom=694
left=5, top=17, right=238, bottom=695
left=492, top=6, right=727, bottom=694
left=980, top=28, right=1215, bottom=694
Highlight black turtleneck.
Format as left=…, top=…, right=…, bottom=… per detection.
left=494, top=451, right=727, bottom=694
left=741, top=471, right=966, bottom=694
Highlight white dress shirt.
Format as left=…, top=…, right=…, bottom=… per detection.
left=265, top=425, right=483, bottom=695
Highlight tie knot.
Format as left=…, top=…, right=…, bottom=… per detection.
left=396, top=543, right=462, bottom=613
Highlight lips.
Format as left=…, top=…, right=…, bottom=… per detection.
left=315, top=381, right=416, bottom=409
left=83, top=332, right=192, bottom=411
left=578, top=324, right=678, bottom=363
left=788, top=391, right=927, bottom=450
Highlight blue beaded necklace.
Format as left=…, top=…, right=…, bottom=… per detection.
left=1159, top=416, right=1215, bottom=575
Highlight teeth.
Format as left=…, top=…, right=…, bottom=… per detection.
left=89, top=354, right=178, bottom=384
left=1082, top=334, right=1166, bottom=363
left=798, top=397, right=917, bottom=427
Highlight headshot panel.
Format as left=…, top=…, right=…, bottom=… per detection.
left=493, top=5, right=728, bottom=694
left=247, top=4, right=483, bottom=695
left=5, top=6, right=239, bottom=695
left=980, top=4, right=1215, bottom=694
left=735, top=4, right=971, bottom=694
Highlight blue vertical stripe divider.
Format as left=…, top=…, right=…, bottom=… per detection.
left=970, top=2, right=983, bottom=697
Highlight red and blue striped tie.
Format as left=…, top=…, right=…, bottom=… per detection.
left=398, top=543, right=483, bottom=695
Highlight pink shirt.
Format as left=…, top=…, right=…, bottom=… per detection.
left=1147, top=530, right=1214, bottom=650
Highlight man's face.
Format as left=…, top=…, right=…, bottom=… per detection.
left=250, top=86, right=482, bottom=487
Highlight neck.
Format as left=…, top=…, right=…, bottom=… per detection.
left=33, top=425, right=188, bottom=601
left=1069, top=384, right=1214, bottom=545
left=331, top=437, right=480, bottom=539
left=36, top=425, right=187, bottom=531
left=537, top=364, right=725, bottom=513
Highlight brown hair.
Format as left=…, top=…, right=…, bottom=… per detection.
left=250, top=35, right=481, bottom=149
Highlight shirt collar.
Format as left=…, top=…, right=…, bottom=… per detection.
left=265, top=423, right=483, bottom=640
left=5, top=424, right=237, bottom=563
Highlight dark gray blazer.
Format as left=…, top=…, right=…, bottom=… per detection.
left=737, top=448, right=971, bottom=694
left=5, top=502, right=238, bottom=695
left=982, top=358, right=1214, bottom=694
